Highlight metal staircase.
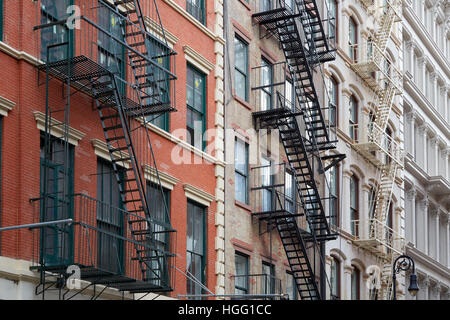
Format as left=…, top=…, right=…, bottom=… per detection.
left=32, top=0, right=177, bottom=298
left=348, top=0, right=404, bottom=300
left=252, top=0, right=344, bottom=300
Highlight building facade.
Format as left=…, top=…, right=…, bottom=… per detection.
left=0, top=0, right=225, bottom=300
left=402, top=0, right=450, bottom=300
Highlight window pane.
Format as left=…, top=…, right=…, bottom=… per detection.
left=235, top=71, right=247, bottom=101
left=235, top=173, right=247, bottom=203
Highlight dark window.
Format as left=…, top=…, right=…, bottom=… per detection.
left=96, top=159, right=124, bottom=274
left=329, top=165, right=339, bottom=227
left=329, top=76, right=338, bottom=127
left=260, top=58, right=273, bottom=111
left=235, top=138, right=249, bottom=204
left=286, top=271, right=298, bottom=300
left=328, top=0, right=338, bottom=43
left=262, top=261, right=275, bottom=295
left=330, top=257, right=340, bottom=299
left=40, top=135, right=74, bottom=266
left=40, top=0, right=72, bottom=62
left=285, top=170, right=295, bottom=214
left=234, top=252, right=249, bottom=295
left=349, top=95, right=358, bottom=140
left=351, top=266, right=360, bottom=300
left=348, top=17, right=357, bottom=61
left=261, top=157, right=273, bottom=212
left=186, top=200, right=206, bottom=299
left=186, top=0, right=205, bottom=24
left=187, top=65, right=206, bottom=149
left=261, top=0, right=272, bottom=11
left=234, top=36, right=249, bottom=101
left=350, top=175, right=359, bottom=236
left=146, top=182, right=171, bottom=286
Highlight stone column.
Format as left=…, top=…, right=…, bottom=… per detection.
left=429, top=207, right=440, bottom=261
left=445, top=148, right=449, bottom=182
left=423, top=275, right=430, bottom=300
left=430, top=137, right=439, bottom=176
left=447, top=213, right=450, bottom=269
left=406, top=188, right=416, bottom=245
left=424, top=197, right=429, bottom=256
left=406, top=112, right=416, bottom=156
left=405, top=41, right=414, bottom=74
left=361, top=184, right=371, bottom=239
left=435, top=208, right=440, bottom=262
left=325, top=255, right=333, bottom=300
left=343, top=265, right=353, bottom=300
left=417, top=125, right=427, bottom=170
left=431, top=72, right=437, bottom=108
left=418, top=57, right=426, bottom=93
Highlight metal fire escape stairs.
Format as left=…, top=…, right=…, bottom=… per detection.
left=34, top=0, right=177, bottom=296
left=252, top=1, right=345, bottom=300
left=349, top=0, right=403, bottom=300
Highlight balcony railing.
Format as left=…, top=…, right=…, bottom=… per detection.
left=350, top=218, right=405, bottom=258
left=230, top=274, right=283, bottom=300
left=30, top=193, right=175, bottom=292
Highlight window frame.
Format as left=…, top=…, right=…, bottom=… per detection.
left=330, top=256, right=340, bottom=300
left=234, top=138, right=249, bottom=204
left=186, top=0, right=205, bottom=25
left=262, top=261, right=276, bottom=295
left=186, top=63, right=207, bottom=150
left=327, top=0, right=338, bottom=44
left=349, top=95, right=358, bottom=140
left=351, top=266, right=361, bottom=300
left=329, top=164, right=340, bottom=227
left=260, top=57, right=273, bottom=111
left=329, top=75, right=339, bottom=127
left=350, top=174, right=359, bottom=236
left=286, top=271, right=298, bottom=300
left=348, top=16, right=358, bottom=61
left=234, top=35, right=249, bottom=102
left=234, top=251, right=250, bottom=295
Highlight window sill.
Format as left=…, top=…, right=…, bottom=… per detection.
left=233, top=94, right=252, bottom=111
left=235, top=200, right=252, bottom=212
left=237, top=0, right=252, bottom=11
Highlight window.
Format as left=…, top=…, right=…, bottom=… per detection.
left=350, top=175, right=359, bottom=236
left=234, top=36, right=249, bottom=102
left=286, top=272, right=298, bottom=300
left=235, top=138, right=249, bottom=204
left=329, top=76, right=338, bottom=127
left=234, top=252, right=249, bottom=295
left=187, top=65, right=206, bottom=149
left=327, top=0, right=337, bottom=43
left=285, top=78, right=296, bottom=111
left=96, top=159, right=124, bottom=274
left=40, top=135, right=74, bottom=266
left=146, top=182, right=171, bottom=286
left=349, top=95, right=358, bottom=140
left=186, top=200, right=206, bottom=299
left=40, top=0, right=72, bottom=62
left=330, top=257, right=340, bottom=300
left=386, top=202, right=393, bottom=254
left=351, top=267, right=360, bottom=300
left=261, top=157, right=273, bottom=212
left=260, top=58, right=273, bottom=111
left=329, top=164, right=339, bottom=227
left=186, top=0, right=205, bottom=24
left=285, top=170, right=295, bottom=213
left=262, top=261, right=275, bottom=295
left=261, top=0, right=272, bottom=11
left=348, top=17, right=357, bottom=61
left=368, top=185, right=377, bottom=220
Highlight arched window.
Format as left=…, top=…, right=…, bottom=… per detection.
left=327, top=0, right=338, bottom=43
left=368, top=185, right=377, bottom=220
left=350, top=174, right=359, bottom=236
left=329, top=164, right=340, bottom=227
left=330, top=76, right=339, bottom=127
left=330, top=257, right=340, bottom=300
left=348, top=17, right=358, bottom=61
left=351, top=266, right=360, bottom=300
left=349, top=95, right=358, bottom=140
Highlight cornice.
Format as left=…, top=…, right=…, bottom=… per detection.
left=0, top=96, right=16, bottom=116
left=183, top=45, right=215, bottom=75
left=183, top=183, right=215, bottom=207
left=91, top=139, right=131, bottom=168
left=33, top=111, right=86, bottom=146
left=142, top=164, right=179, bottom=191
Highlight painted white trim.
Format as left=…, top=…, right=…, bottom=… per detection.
left=144, top=17, right=179, bottom=49
left=91, top=139, right=131, bottom=168
left=33, top=111, right=86, bottom=146
left=0, top=96, right=16, bottom=116
left=183, top=183, right=215, bottom=207
left=183, top=45, right=214, bottom=75
left=142, top=164, right=179, bottom=190
left=0, top=41, right=43, bottom=67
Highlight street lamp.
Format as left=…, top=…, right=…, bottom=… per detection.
left=392, top=255, right=419, bottom=300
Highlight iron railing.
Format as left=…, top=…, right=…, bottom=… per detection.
left=30, top=193, right=176, bottom=292
left=230, top=274, right=283, bottom=300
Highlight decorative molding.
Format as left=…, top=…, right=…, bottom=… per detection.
left=91, top=139, right=131, bottom=168
left=0, top=41, right=43, bottom=67
left=142, top=164, right=179, bottom=190
left=144, top=17, right=179, bottom=48
left=183, top=45, right=215, bottom=75
left=183, top=183, right=215, bottom=207
left=33, top=111, right=86, bottom=146
left=0, top=96, right=16, bottom=116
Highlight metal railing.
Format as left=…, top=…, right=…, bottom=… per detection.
left=30, top=193, right=175, bottom=290
left=230, top=274, right=283, bottom=300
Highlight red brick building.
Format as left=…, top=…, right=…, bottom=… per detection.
left=0, top=0, right=225, bottom=300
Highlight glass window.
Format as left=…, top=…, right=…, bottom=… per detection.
left=285, top=171, right=295, bottom=213
left=234, top=36, right=249, bottom=101
left=330, top=257, right=340, bottom=300
left=261, top=0, right=272, bottom=12
left=262, top=261, right=275, bottom=295
left=234, top=252, right=249, bottom=295
left=349, top=95, right=358, bottom=140
left=40, top=0, right=71, bottom=62
left=368, top=186, right=377, bottom=220
left=329, top=165, right=339, bottom=227
left=351, top=267, right=360, bottom=300
left=286, top=272, right=298, bottom=300
left=235, top=139, right=249, bottom=204
left=187, top=65, right=206, bottom=149
left=329, top=76, right=338, bottom=126
left=261, top=157, right=273, bottom=212
left=96, top=159, right=124, bottom=274
left=285, top=78, right=296, bottom=111
left=146, top=182, right=171, bottom=286
left=327, top=0, right=337, bottom=42
left=348, top=17, right=357, bottom=61
left=260, top=58, right=273, bottom=111
left=186, top=0, right=205, bottom=24
left=186, top=200, right=206, bottom=299
left=350, top=175, right=359, bottom=236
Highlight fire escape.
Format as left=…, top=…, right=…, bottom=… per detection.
left=251, top=1, right=345, bottom=300
left=30, top=0, right=177, bottom=299
left=348, top=0, right=404, bottom=300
